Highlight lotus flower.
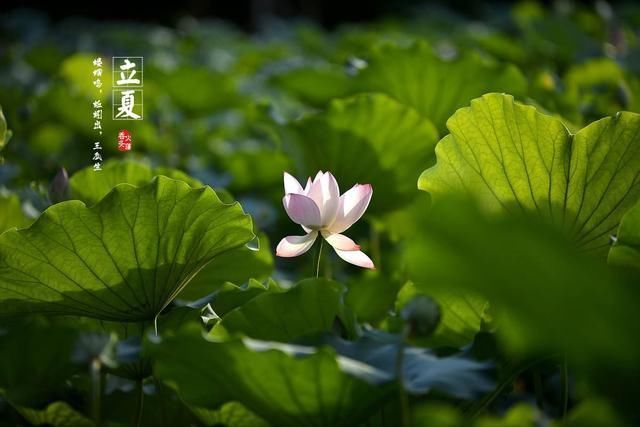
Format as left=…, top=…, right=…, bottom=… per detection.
left=276, top=171, right=375, bottom=269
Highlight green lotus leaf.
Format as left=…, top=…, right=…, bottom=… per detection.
left=608, top=200, right=640, bottom=269
left=149, top=325, right=393, bottom=427
left=69, top=159, right=203, bottom=206
left=70, top=160, right=271, bottom=303
left=288, top=92, right=439, bottom=213
left=206, top=278, right=283, bottom=317
left=357, top=42, right=527, bottom=130
left=209, top=278, right=343, bottom=341
left=405, top=197, right=640, bottom=368
left=419, top=93, right=640, bottom=256
left=178, top=232, right=274, bottom=302
left=0, top=176, right=254, bottom=323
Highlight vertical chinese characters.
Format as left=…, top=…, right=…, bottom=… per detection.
left=112, top=57, right=143, bottom=120
left=93, top=142, right=103, bottom=170
left=92, top=57, right=103, bottom=171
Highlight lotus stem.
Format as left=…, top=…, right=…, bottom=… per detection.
left=316, top=238, right=324, bottom=278
left=90, top=358, right=102, bottom=426
left=133, top=378, right=145, bottom=427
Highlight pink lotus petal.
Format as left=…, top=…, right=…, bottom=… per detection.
left=328, top=184, right=373, bottom=234
left=321, top=231, right=360, bottom=251
left=284, top=172, right=304, bottom=195
left=306, top=173, right=324, bottom=204
left=333, top=248, right=375, bottom=269
left=304, top=171, right=323, bottom=197
left=276, top=231, right=318, bottom=257
left=307, top=172, right=340, bottom=226
left=283, top=193, right=322, bottom=228
left=303, top=177, right=313, bottom=193
left=321, top=172, right=340, bottom=225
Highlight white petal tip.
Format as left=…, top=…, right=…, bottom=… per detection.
left=276, top=233, right=318, bottom=258
left=334, top=248, right=375, bottom=269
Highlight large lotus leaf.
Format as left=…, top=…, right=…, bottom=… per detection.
left=405, top=197, right=640, bottom=369
left=69, top=160, right=203, bottom=206
left=206, top=278, right=283, bottom=317
left=288, top=92, right=439, bottom=212
left=149, top=325, right=394, bottom=427
left=69, top=160, right=271, bottom=302
left=357, top=42, right=527, bottom=130
left=177, top=232, right=274, bottom=302
left=320, top=333, right=493, bottom=399
left=406, top=197, right=640, bottom=420
left=151, top=325, right=490, bottom=427
left=0, top=176, right=254, bottom=322
left=209, top=278, right=343, bottom=341
left=608, top=200, right=640, bottom=269
left=419, top=93, right=640, bottom=257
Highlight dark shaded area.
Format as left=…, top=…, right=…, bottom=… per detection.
left=2, top=0, right=546, bottom=30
